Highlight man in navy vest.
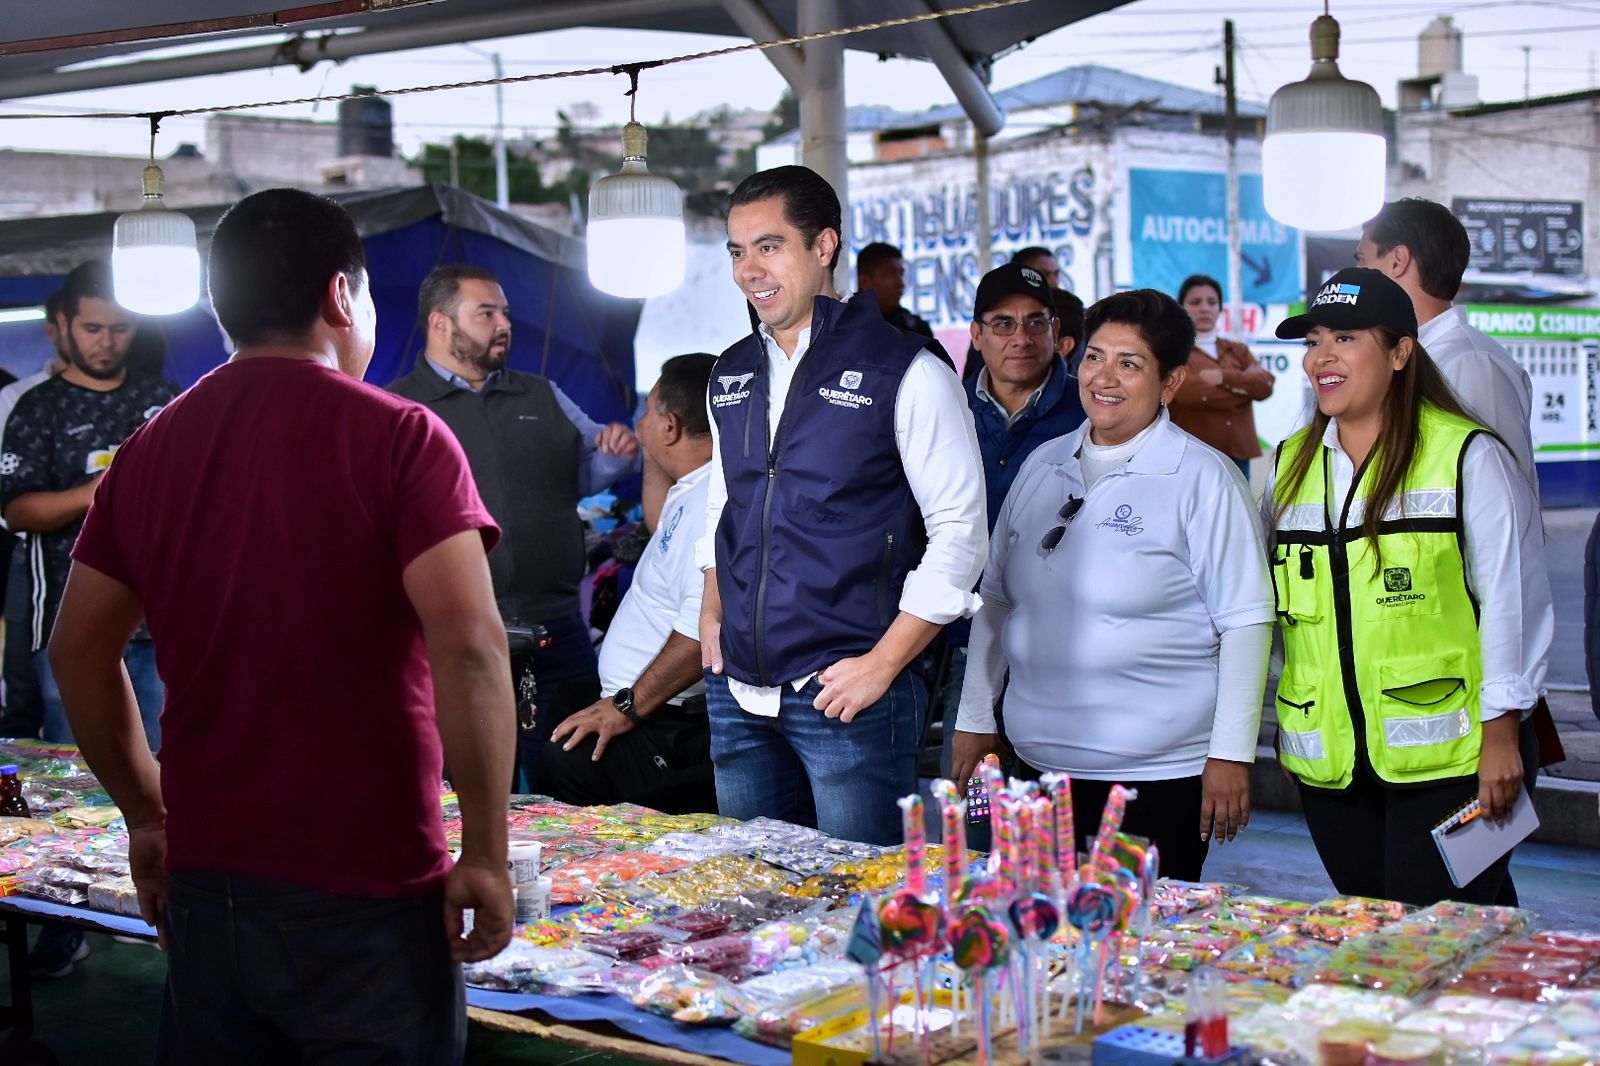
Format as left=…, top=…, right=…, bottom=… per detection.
left=938, top=264, right=1088, bottom=794
left=696, top=166, right=987, bottom=846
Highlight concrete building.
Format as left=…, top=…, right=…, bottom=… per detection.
left=0, top=88, right=417, bottom=219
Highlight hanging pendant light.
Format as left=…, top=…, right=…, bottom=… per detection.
left=586, top=68, right=686, bottom=299
left=1263, top=10, right=1386, bottom=233
left=112, top=116, right=200, bottom=315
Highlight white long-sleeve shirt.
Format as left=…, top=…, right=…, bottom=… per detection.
left=696, top=321, right=988, bottom=716
left=1262, top=417, right=1552, bottom=720
left=1420, top=307, right=1539, bottom=504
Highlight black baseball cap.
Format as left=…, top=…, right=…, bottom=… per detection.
left=973, top=263, right=1053, bottom=319
left=1275, top=267, right=1418, bottom=340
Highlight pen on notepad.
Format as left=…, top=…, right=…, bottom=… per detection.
left=1444, top=807, right=1483, bottom=835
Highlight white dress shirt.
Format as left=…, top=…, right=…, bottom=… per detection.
left=1262, top=417, right=1552, bottom=720
left=957, top=411, right=1275, bottom=777
left=1419, top=307, right=1539, bottom=502
left=597, top=462, right=711, bottom=702
left=697, top=320, right=988, bottom=716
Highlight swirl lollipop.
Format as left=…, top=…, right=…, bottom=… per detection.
left=1066, top=881, right=1119, bottom=1033
left=950, top=904, right=1012, bottom=1066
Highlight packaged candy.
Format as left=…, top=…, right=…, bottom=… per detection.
left=581, top=929, right=666, bottom=961
left=645, top=832, right=752, bottom=860
left=1213, top=931, right=1334, bottom=986
left=748, top=915, right=847, bottom=972
left=1148, top=880, right=1241, bottom=920
left=707, top=890, right=821, bottom=930
left=736, top=983, right=868, bottom=1047
left=462, top=942, right=613, bottom=995
left=738, top=960, right=863, bottom=1010
left=548, top=851, right=690, bottom=905
left=561, top=902, right=653, bottom=935
left=86, top=876, right=143, bottom=919
left=515, top=919, right=575, bottom=947
left=609, top=964, right=756, bottom=1025
left=657, top=934, right=753, bottom=976
left=654, top=910, right=733, bottom=941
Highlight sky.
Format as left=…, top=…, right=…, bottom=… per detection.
left=5, top=1, right=1600, bottom=162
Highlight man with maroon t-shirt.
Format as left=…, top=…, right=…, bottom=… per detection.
left=48, top=189, right=515, bottom=1064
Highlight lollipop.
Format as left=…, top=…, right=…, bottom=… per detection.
left=1089, top=785, right=1137, bottom=874
left=950, top=904, right=1012, bottom=1066
left=931, top=780, right=968, bottom=912
left=1067, top=880, right=1120, bottom=1032
left=847, top=896, right=886, bottom=1062
left=878, top=891, right=945, bottom=957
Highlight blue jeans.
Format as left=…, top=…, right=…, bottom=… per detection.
left=37, top=639, right=164, bottom=751
left=158, top=871, right=464, bottom=1066
left=705, top=669, right=926, bottom=845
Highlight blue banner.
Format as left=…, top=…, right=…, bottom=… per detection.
left=1128, top=168, right=1300, bottom=305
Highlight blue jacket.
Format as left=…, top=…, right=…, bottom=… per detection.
left=964, top=356, right=1087, bottom=533
left=710, top=292, right=927, bottom=686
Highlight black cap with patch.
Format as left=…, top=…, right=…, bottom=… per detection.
left=1275, top=267, right=1418, bottom=340
left=973, top=263, right=1053, bottom=319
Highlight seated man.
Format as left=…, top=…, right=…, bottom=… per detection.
left=540, top=355, right=718, bottom=814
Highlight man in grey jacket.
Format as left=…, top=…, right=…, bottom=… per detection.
left=389, top=264, right=640, bottom=788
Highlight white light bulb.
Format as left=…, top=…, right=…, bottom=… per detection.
left=112, top=162, right=200, bottom=315
left=586, top=217, right=686, bottom=300
left=1263, top=130, right=1386, bottom=233
left=112, top=245, right=202, bottom=316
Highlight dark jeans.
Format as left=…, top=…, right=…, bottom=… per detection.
left=705, top=669, right=926, bottom=845
left=1298, top=716, right=1541, bottom=907
left=537, top=696, right=716, bottom=814
left=158, top=871, right=464, bottom=1066
left=512, top=610, right=600, bottom=794
left=1013, top=760, right=1210, bottom=881
left=0, top=542, right=41, bottom=738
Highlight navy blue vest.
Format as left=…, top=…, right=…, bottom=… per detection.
left=711, top=292, right=927, bottom=686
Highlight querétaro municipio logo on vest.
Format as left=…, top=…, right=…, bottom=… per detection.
left=713, top=372, right=754, bottom=409
left=1376, top=566, right=1425, bottom=606
left=818, top=369, right=873, bottom=410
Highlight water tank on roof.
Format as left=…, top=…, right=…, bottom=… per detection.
left=338, top=86, right=393, bottom=158
left=1418, top=16, right=1463, bottom=79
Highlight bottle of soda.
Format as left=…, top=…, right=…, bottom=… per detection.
left=0, top=765, right=31, bottom=817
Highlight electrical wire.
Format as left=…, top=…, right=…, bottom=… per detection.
left=0, top=0, right=1029, bottom=123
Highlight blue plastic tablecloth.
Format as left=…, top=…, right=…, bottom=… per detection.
left=467, top=988, right=790, bottom=1066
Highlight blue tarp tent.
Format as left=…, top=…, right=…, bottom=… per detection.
left=0, top=184, right=640, bottom=426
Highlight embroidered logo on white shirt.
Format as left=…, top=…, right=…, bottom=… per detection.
left=1096, top=503, right=1145, bottom=536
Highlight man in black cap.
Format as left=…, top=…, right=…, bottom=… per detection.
left=937, top=263, right=1087, bottom=786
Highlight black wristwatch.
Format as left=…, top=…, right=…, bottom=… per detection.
left=611, top=687, right=645, bottom=725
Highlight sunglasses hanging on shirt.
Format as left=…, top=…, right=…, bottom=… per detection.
left=1040, top=495, right=1084, bottom=553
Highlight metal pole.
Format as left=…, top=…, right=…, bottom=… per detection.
left=1223, top=19, right=1243, bottom=337
left=975, top=129, right=992, bottom=277
left=448, top=137, right=460, bottom=187
left=798, top=0, right=849, bottom=295
left=492, top=51, right=509, bottom=209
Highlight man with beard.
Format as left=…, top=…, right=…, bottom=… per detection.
left=389, top=264, right=640, bottom=789
left=1, top=261, right=174, bottom=753
left=0, top=261, right=175, bottom=979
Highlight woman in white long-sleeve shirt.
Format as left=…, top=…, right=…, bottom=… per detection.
left=951, top=289, right=1275, bottom=880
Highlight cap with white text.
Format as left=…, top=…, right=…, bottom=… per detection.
left=973, top=263, right=1053, bottom=319
left=1274, top=267, right=1418, bottom=340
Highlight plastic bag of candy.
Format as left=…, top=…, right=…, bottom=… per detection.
left=739, top=960, right=863, bottom=1010
left=657, top=934, right=753, bottom=977
left=607, top=964, right=756, bottom=1025
left=707, top=890, right=823, bottom=931
left=748, top=914, right=848, bottom=972
left=581, top=929, right=667, bottom=961
left=461, top=942, right=613, bottom=995
left=1214, top=932, right=1335, bottom=986
left=654, top=910, right=733, bottom=942
left=1147, top=880, right=1243, bottom=920
left=736, top=982, right=868, bottom=1047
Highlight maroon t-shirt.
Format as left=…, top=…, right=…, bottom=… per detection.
left=73, top=357, right=499, bottom=898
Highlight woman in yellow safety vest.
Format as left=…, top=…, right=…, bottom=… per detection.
left=1267, top=267, right=1551, bottom=907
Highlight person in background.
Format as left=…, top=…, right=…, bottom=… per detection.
left=388, top=264, right=640, bottom=791
left=953, top=289, right=1272, bottom=881
left=854, top=242, right=953, bottom=369
left=1010, top=246, right=1061, bottom=288
left=0, top=262, right=174, bottom=753
left=541, top=354, right=718, bottom=814
left=699, top=165, right=986, bottom=845
left=938, top=263, right=1087, bottom=785
left=0, top=290, right=66, bottom=740
left=1587, top=513, right=1600, bottom=724
left=1051, top=287, right=1085, bottom=365
left=1167, top=274, right=1274, bottom=479
left=1356, top=198, right=1537, bottom=493
left=1267, top=268, right=1550, bottom=906
left=50, top=188, right=515, bottom=1061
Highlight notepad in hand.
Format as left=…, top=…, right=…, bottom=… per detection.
left=1430, top=787, right=1539, bottom=889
